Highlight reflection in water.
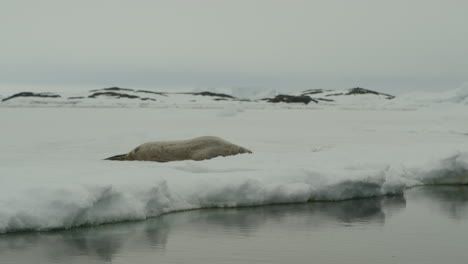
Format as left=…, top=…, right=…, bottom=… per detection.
left=0, top=232, right=41, bottom=251
left=51, top=230, right=123, bottom=262
left=312, top=195, right=406, bottom=224
left=182, top=195, right=407, bottom=234
left=411, top=186, right=468, bottom=219
left=0, top=219, right=171, bottom=262
left=0, top=195, right=406, bottom=263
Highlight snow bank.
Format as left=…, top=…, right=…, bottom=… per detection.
left=1, top=100, right=467, bottom=234
left=1, top=152, right=467, bottom=234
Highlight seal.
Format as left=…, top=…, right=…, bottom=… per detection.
left=105, top=136, right=252, bottom=162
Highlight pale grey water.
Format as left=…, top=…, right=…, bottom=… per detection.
left=1, top=186, right=468, bottom=264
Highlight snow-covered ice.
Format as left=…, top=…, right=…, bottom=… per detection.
left=1, top=87, right=468, bottom=234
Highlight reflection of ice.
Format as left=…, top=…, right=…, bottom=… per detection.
left=411, top=186, right=468, bottom=219
left=381, top=195, right=407, bottom=217
left=178, top=196, right=401, bottom=234
left=0, top=232, right=40, bottom=251
left=48, top=228, right=125, bottom=262
left=143, top=218, right=171, bottom=250
left=0, top=219, right=171, bottom=262
left=310, top=198, right=389, bottom=225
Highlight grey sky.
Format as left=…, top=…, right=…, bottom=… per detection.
left=1, top=0, right=467, bottom=93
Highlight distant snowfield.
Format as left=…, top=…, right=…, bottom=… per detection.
left=1, top=87, right=468, bottom=234
left=1, top=84, right=467, bottom=109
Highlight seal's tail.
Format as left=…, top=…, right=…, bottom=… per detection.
left=105, top=154, right=127, bottom=161
left=241, top=148, right=252, bottom=154
left=238, top=145, right=252, bottom=154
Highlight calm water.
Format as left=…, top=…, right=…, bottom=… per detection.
left=1, top=186, right=468, bottom=264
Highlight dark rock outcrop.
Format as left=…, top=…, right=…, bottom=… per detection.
left=265, top=94, right=317, bottom=105
left=2, top=92, right=61, bottom=102
left=141, top=97, right=157, bottom=101
left=316, top=98, right=335, bottom=102
left=335, top=87, right=395, bottom=99
left=89, top=87, right=166, bottom=96
left=325, top=93, right=344, bottom=97
left=136, top=90, right=167, bottom=96
left=88, top=92, right=140, bottom=99
left=184, top=92, right=235, bottom=99
left=301, top=89, right=330, bottom=96
left=346, top=87, right=395, bottom=99
left=300, top=87, right=395, bottom=101
left=89, top=87, right=135, bottom=93
left=88, top=91, right=157, bottom=101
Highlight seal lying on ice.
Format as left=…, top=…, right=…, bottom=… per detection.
left=105, top=136, right=252, bottom=162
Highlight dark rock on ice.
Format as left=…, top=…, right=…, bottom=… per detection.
left=87, top=91, right=157, bottom=101
left=90, top=87, right=167, bottom=96
left=136, top=90, right=167, bottom=96
left=265, top=94, right=317, bottom=105
left=301, top=89, right=331, bottom=96
left=184, top=91, right=235, bottom=99
left=346, top=87, right=395, bottom=99
left=141, top=97, right=156, bottom=101
left=2, top=92, right=61, bottom=102
left=88, top=92, right=140, bottom=99
left=325, top=92, right=344, bottom=97
left=320, top=87, right=395, bottom=100
left=89, top=87, right=135, bottom=93
left=316, top=98, right=335, bottom=102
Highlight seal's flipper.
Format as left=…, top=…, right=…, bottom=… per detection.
left=105, top=154, right=127, bottom=160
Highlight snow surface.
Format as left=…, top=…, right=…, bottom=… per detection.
left=1, top=87, right=468, bottom=234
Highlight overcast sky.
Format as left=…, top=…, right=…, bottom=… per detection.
left=1, top=0, right=467, bottom=93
